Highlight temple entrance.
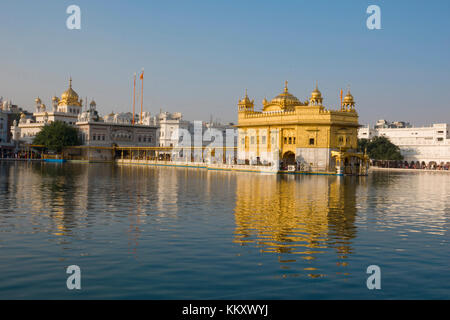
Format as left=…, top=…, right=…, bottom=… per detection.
left=282, top=151, right=296, bottom=165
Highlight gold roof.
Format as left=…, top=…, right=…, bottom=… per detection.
left=264, top=81, right=305, bottom=110
left=270, top=81, right=301, bottom=105
left=58, top=78, right=81, bottom=107
left=343, top=90, right=355, bottom=104
left=311, top=83, right=322, bottom=99
left=238, top=89, right=254, bottom=109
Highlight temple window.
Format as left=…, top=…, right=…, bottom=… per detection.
left=262, top=136, right=266, bottom=144
left=288, top=137, right=292, bottom=144
left=309, top=138, right=315, bottom=145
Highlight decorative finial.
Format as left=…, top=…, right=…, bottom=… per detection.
left=69, top=77, right=72, bottom=88
left=284, top=80, right=288, bottom=93
left=315, top=80, right=318, bottom=90
left=245, top=88, right=248, bottom=97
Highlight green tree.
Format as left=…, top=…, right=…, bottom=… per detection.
left=358, top=136, right=403, bottom=160
left=33, top=121, right=81, bottom=153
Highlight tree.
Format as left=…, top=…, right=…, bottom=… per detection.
left=33, top=121, right=81, bottom=153
left=358, top=136, right=403, bottom=161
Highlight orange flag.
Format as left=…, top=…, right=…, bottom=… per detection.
left=140, top=71, right=144, bottom=80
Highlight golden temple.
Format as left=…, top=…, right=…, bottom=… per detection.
left=236, top=81, right=368, bottom=175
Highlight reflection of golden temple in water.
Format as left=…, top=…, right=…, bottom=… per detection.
left=233, top=173, right=358, bottom=276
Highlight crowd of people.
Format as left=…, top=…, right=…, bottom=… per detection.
left=0, top=151, right=42, bottom=159
left=372, top=160, right=450, bottom=170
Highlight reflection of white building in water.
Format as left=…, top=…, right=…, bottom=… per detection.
left=358, top=120, right=450, bottom=165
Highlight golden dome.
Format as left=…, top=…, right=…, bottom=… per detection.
left=309, top=82, right=323, bottom=106
left=35, top=97, right=41, bottom=104
left=269, top=81, right=302, bottom=108
left=343, top=90, right=355, bottom=104
left=238, top=89, right=253, bottom=105
left=238, top=89, right=254, bottom=111
left=58, top=78, right=81, bottom=107
left=311, top=84, right=322, bottom=99
left=20, top=112, right=26, bottom=119
left=239, top=95, right=252, bottom=105
left=52, top=96, right=59, bottom=102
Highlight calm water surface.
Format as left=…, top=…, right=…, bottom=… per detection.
left=0, top=162, right=448, bottom=299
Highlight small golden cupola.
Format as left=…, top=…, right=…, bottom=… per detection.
left=342, top=89, right=355, bottom=111
left=309, top=82, right=323, bottom=106
left=59, top=77, right=82, bottom=107
left=238, top=89, right=254, bottom=112
left=262, top=97, right=268, bottom=107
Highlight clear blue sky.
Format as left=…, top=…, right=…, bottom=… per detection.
left=1, top=0, right=449, bottom=125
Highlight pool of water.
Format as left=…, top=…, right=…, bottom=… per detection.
left=0, top=161, right=448, bottom=299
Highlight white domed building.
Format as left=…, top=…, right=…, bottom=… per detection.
left=11, top=78, right=159, bottom=153
left=11, top=78, right=84, bottom=143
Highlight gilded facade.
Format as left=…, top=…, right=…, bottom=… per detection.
left=236, top=81, right=367, bottom=174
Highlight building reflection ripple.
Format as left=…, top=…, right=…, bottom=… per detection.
left=233, top=174, right=360, bottom=278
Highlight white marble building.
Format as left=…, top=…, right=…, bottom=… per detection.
left=10, top=79, right=158, bottom=149
left=1, top=98, right=21, bottom=153
left=358, top=120, right=450, bottom=164
left=153, top=111, right=237, bottom=163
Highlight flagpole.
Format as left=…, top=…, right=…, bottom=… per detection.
left=133, top=73, right=136, bottom=125
left=140, top=68, right=144, bottom=125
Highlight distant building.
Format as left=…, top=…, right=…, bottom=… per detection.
left=358, top=120, right=450, bottom=165
left=153, top=111, right=237, bottom=163
left=374, top=119, right=411, bottom=129
left=1, top=97, right=22, bottom=156
left=10, top=78, right=158, bottom=151
left=76, top=101, right=157, bottom=148
left=156, top=112, right=190, bottom=148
